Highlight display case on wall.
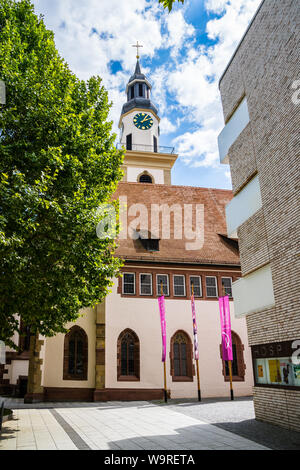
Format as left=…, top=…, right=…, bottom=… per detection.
left=252, top=340, right=300, bottom=390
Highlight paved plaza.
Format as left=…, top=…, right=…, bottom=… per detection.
left=0, top=397, right=299, bottom=450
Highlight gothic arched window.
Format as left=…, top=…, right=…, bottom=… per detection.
left=63, top=326, right=88, bottom=380
left=221, top=331, right=246, bottom=382
left=117, top=329, right=140, bottom=381
left=170, top=331, right=194, bottom=382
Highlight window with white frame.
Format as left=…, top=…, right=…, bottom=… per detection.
left=123, top=273, right=135, bottom=295
left=222, top=277, right=233, bottom=297
left=173, top=275, right=186, bottom=297
left=140, top=273, right=152, bottom=295
left=206, top=276, right=218, bottom=297
left=190, top=276, right=202, bottom=297
left=156, top=274, right=169, bottom=296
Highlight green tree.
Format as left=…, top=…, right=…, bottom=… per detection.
left=159, top=0, right=184, bottom=12
left=0, top=0, right=124, bottom=349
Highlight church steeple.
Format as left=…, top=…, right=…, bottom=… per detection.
left=121, top=59, right=158, bottom=117
left=118, top=46, right=177, bottom=186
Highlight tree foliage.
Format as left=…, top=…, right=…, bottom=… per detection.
left=158, top=0, right=184, bottom=12
left=0, top=0, right=124, bottom=348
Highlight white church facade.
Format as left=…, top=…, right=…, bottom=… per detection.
left=0, top=60, right=254, bottom=402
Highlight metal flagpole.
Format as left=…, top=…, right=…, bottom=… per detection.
left=222, top=285, right=234, bottom=401
left=228, top=359, right=234, bottom=401
left=191, top=282, right=201, bottom=402
left=161, top=281, right=168, bottom=403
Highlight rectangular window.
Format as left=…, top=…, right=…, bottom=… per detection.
left=140, top=273, right=152, bottom=296
left=139, top=83, right=143, bottom=97
left=206, top=276, right=218, bottom=297
left=123, top=273, right=135, bottom=295
left=190, top=276, right=202, bottom=297
left=153, top=136, right=158, bottom=153
left=173, top=275, right=186, bottom=297
left=126, top=134, right=132, bottom=151
left=222, top=277, right=233, bottom=297
left=156, top=274, right=169, bottom=296
left=130, top=86, right=134, bottom=100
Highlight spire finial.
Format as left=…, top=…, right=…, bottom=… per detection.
left=132, top=41, right=143, bottom=60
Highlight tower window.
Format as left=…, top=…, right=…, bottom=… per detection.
left=139, top=173, right=152, bottom=183
left=130, top=86, right=134, bottom=100
left=153, top=136, right=158, bottom=153
left=126, top=134, right=132, bottom=150
left=139, top=83, right=143, bottom=97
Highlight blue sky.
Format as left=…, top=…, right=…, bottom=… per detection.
left=32, top=0, right=261, bottom=189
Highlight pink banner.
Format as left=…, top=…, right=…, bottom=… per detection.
left=219, top=295, right=233, bottom=361
left=191, top=295, right=199, bottom=360
left=158, top=295, right=166, bottom=362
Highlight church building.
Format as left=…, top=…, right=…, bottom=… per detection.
left=1, top=57, right=254, bottom=402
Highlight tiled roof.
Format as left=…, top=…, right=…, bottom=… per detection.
left=112, top=182, right=240, bottom=266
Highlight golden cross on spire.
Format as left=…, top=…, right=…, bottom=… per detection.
left=132, top=41, right=143, bottom=59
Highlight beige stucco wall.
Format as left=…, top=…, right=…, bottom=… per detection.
left=105, top=280, right=253, bottom=398
left=42, top=307, right=96, bottom=388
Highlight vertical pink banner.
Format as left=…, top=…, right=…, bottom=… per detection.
left=219, top=295, right=233, bottom=361
left=158, top=295, right=166, bottom=362
left=191, top=295, right=199, bottom=360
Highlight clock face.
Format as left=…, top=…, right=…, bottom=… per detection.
left=133, top=113, right=153, bottom=130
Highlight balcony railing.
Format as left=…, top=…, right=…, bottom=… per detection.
left=117, top=143, right=175, bottom=154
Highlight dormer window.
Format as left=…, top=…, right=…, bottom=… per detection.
left=136, top=230, right=160, bottom=252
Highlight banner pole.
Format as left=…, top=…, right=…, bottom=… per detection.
left=222, top=285, right=234, bottom=401
left=228, top=359, right=234, bottom=401
left=191, top=282, right=201, bottom=402
left=161, top=281, right=168, bottom=403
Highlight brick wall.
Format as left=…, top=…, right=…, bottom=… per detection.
left=254, top=387, right=300, bottom=432
left=219, top=0, right=300, bottom=431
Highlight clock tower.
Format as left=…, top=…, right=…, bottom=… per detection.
left=119, top=49, right=177, bottom=185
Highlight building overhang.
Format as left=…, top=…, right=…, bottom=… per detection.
left=122, top=149, right=178, bottom=170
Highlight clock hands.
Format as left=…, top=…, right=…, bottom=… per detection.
left=141, top=116, right=151, bottom=123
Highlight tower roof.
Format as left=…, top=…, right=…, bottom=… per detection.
left=120, top=59, right=158, bottom=120
left=128, top=60, right=147, bottom=84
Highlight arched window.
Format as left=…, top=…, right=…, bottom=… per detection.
left=117, top=329, right=140, bottom=381
left=170, top=331, right=194, bottom=382
left=221, top=331, right=246, bottom=382
left=63, top=326, right=88, bottom=380
left=138, top=172, right=153, bottom=183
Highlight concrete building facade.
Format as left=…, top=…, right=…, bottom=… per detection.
left=218, top=0, right=300, bottom=431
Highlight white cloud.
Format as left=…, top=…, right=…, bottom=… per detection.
left=167, top=0, right=261, bottom=168
left=165, top=10, right=195, bottom=57
left=32, top=0, right=164, bottom=133
left=31, top=0, right=261, bottom=173
left=159, top=117, right=177, bottom=135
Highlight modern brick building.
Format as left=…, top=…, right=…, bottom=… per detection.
left=218, top=0, right=300, bottom=431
